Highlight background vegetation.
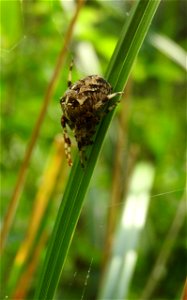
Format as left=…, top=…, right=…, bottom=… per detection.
left=1, top=0, right=186, bottom=299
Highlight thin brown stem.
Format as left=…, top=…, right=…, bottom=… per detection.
left=0, top=0, right=84, bottom=254
left=181, top=279, right=187, bottom=300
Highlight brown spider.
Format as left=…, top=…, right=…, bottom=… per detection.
left=60, top=61, right=123, bottom=167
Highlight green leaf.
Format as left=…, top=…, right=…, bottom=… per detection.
left=35, top=0, right=161, bottom=299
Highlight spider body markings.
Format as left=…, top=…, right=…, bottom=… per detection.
left=60, top=62, right=123, bottom=167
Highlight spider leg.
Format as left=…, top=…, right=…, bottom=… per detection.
left=61, top=115, right=73, bottom=166
left=107, top=91, right=124, bottom=111
left=67, top=59, right=74, bottom=88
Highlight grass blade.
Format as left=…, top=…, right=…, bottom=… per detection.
left=98, top=162, right=155, bottom=299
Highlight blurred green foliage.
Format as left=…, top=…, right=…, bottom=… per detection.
left=1, top=1, right=186, bottom=299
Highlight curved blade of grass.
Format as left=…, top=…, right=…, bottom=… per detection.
left=149, top=32, right=187, bottom=71
left=98, top=162, right=155, bottom=299
left=35, top=1, right=160, bottom=299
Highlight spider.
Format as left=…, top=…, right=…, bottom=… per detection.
left=60, top=61, right=123, bottom=167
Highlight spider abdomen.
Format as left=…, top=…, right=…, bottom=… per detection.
left=60, top=72, right=122, bottom=167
